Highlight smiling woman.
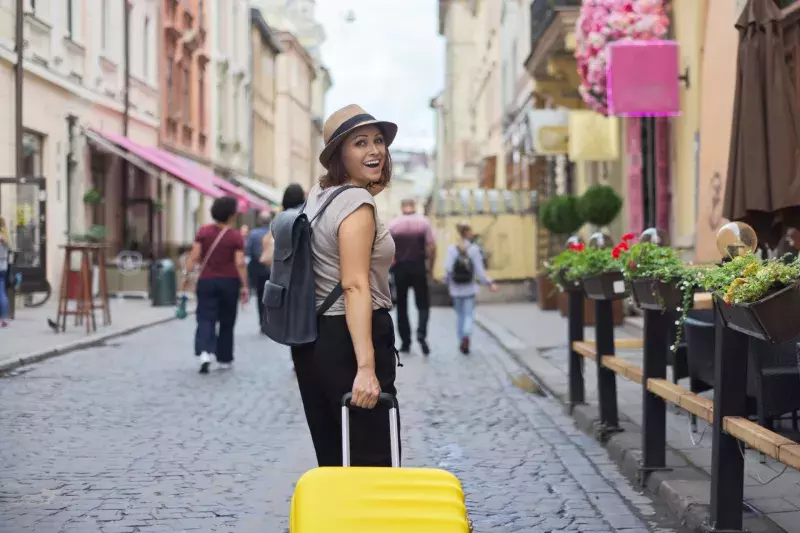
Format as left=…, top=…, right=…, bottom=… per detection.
left=288, top=104, right=402, bottom=468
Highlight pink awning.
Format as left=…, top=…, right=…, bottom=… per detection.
left=89, top=129, right=223, bottom=199
left=172, top=156, right=271, bottom=213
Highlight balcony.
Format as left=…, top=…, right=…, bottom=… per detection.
left=525, top=0, right=580, bottom=77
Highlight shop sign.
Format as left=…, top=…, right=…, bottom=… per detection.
left=607, top=40, right=681, bottom=117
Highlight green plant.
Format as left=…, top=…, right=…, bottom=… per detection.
left=69, top=224, right=107, bottom=243
left=698, top=254, right=800, bottom=305
left=578, top=185, right=622, bottom=227
left=622, top=238, right=712, bottom=351
left=545, top=241, right=586, bottom=285
left=539, top=194, right=585, bottom=236
left=83, top=188, right=103, bottom=205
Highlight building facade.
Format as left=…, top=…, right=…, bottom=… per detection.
left=274, top=30, right=315, bottom=191
left=436, top=0, right=481, bottom=190
left=159, top=0, right=211, bottom=165
left=208, top=0, right=251, bottom=181
left=250, top=8, right=281, bottom=187
left=0, top=0, right=166, bottom=292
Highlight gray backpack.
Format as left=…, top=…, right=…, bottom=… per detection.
left=262, top=185, right=358, bottom=346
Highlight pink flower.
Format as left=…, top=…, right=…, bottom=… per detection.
left=574, top=0, right=669, bottom=113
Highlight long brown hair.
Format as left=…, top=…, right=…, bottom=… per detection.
left=319, top=145, right=393, bottom=189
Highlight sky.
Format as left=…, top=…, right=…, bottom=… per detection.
left=316, top=0, right=445, bottom=153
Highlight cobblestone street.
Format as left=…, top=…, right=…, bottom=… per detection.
left=0, top=306, right=684, bottom=533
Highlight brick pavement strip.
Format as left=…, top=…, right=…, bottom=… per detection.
left=0, top=306, right=683, bottom=533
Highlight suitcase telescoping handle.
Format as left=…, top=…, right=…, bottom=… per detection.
left=341, top=392, right=400, bottom=467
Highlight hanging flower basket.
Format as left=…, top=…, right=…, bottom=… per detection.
left=575, top=0, right=670, bottom=114
left=583, top=270, right=628, bottom=301
left=631, top=277, right=684, bottom=311
left=716, top=282, right=800, bottom=343
left=700, top=254, right=800, bottom=343
left=556, top=268, right=583, bottom=293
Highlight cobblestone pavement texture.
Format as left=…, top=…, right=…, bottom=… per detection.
left=0, top=305, right=684, bottom=533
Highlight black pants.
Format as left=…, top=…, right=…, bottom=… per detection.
left=248, top=262, right=270, bottom=328
left=393, top=260, right=430, bottom=346
left=195, top=277, right=240, bottom=363
left=292, top=309, right=401, bottom=467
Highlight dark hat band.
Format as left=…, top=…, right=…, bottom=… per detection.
left=327, top=113, right=376, bottom=144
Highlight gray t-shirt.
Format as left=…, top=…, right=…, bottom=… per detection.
left=305, top=183, right=395, bottom=316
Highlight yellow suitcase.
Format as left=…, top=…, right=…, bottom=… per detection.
left=289, top=393, right=472, bottom=533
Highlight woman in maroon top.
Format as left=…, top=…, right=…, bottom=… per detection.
left=182, top=196, right=249, bottom=373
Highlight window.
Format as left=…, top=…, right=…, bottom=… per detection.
left=233, top=85, right=239, bottom=143
left=198, top=67, right=206, bottom=131
left=143, top=16, right=150, bottom=81
left=101, top=0, right=109, bottom=52
left=182, top=61, right=191, bottom=122
left=166, top=53, right=174, bottom=112
left=67, top=0, right=73, bottom=37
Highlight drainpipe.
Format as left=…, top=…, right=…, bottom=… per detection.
left=123, top=0, right=131, bottom=136
left=14, top=0, right=23, bottom=188
left=121, top=0, right=131, bottom=256
left=66, top=114, right=78, bottom=239
left=248, top=19, right=254, bottom=181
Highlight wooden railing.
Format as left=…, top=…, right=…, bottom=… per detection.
left=564, top=289, right=800, bottom=531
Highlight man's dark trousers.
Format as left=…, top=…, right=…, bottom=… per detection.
left=393, top=259, right=430, bottom=350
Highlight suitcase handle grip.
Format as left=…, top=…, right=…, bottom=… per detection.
left=341, top=393, right=401, bottom=467
left=341, top=392, right=397, bottom=409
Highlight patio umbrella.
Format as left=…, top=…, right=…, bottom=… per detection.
left=723, top=0, right=800, bottom=249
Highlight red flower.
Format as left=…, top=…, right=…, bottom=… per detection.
left=618, top=241, right=629, bottom=251
left=622, top=233, right=635, bottom=242
left=569, top=243, right=586, bottom=252
left=612, top=247, right=621, bottom=259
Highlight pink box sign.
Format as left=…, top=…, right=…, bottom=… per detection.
left=607, top=40, right=681, bottom=117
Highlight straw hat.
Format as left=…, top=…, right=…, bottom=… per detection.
left=319, top=104, right=398, bottom=169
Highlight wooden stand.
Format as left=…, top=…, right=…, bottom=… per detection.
left=55, top=244, right=111, bottom=333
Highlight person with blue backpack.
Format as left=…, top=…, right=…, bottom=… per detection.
left=444, top=221, right=497, bottom=355
left=262, top=104, right=400, bottom=467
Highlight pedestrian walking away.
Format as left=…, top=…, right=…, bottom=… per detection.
left=245, top=210, right=273, bottom=332
left=388, top=198, right=436, bottom=355
left=182, top=196, right=249, bottom=373
left=444, top=221, right=497, bottom=354
left=0, top=217, right=10, bottom=328
left=268, top=104, right=400, bottom=468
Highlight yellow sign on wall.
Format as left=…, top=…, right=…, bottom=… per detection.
left=568, top=110, right=620, bottom=161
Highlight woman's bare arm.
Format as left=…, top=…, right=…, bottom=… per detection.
left=339, top=204, right=380, bottom=408
left=260, top=232, right=274, bottom=267
left=184, top=242, right=202, bottom=273
left=339, top=204, right=376, bottom=370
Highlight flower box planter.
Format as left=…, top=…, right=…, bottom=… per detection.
left=582, top=270, right=628, bottom=301
left=558, top=291, right=624, bottom=325
left=556, top=268, right=583, bottom=293
left=716, top=282, right=800, bottom=343
left=537, top=273, right=559, bottom=310
left=630, top=277, right=684, bottom=311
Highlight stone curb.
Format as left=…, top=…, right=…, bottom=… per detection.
left=475, top=313, right=786, bottom=533
left=0, top=312, right=193, bottom=375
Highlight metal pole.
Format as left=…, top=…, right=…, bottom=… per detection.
left=595, top=299, right=620, bottom=431
left=641, top=308, right=669, bottom=477
left=567, top=289, right=586, bottom=410
left=709, top=305, right=748, bottom=532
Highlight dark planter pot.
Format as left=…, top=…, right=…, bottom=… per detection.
left=715, top=282, right=800, bottom=343
left=631, top=277, right=684, bottom=311
left=536, top=273, right=559, bottom=310
left=582, top=270, right=628, bottom=301
left=556, top=269, right=582, bottom=293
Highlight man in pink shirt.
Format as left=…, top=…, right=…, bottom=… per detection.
left=388, top=198, right=437, bottom=355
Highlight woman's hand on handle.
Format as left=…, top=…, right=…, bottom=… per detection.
left=351, top=367, right=381, bottom=409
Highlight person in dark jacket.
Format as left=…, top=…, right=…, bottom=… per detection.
left=245, top=210, right=273, bottom=331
